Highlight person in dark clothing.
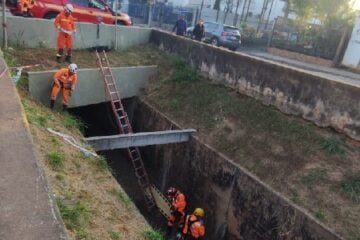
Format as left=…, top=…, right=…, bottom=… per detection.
left=173, top=15, right=187, bottom=36
left=193, top=19, right=205, bottom=41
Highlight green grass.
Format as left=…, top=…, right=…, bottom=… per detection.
left=23, top=102, right=50, bottom=127
left=47, top=151, right=65, bottom=171
left=170, top=55, right=199, bottom=83
left=110, top=231, right=122, bottom=240
left=57, top=199, right=91, bottom=233
left=55, top=173, right=65, bottom=182
left=2, top=48, right=16, bottom=67
left=111, top=188, right=132, bottom=209
left=143, top=229, right=165, bottom=240
left=341, top=173, right=360, bottom=203
left=95, top=156, right=109, bottom=172
left=301, top=168, right=327, bottom=187
left=315, top=209, right=326, bottom=221
left=63, top=112, right=85, bottom=131
left=319, top=137, right=345, bottom=155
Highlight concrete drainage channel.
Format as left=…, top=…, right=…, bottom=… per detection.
left=69, top=98, right=343, bottom=240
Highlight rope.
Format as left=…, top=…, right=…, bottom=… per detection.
left=47, top=128, right=98, bottom=158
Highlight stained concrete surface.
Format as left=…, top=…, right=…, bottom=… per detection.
left=0, top=54, right=67, bottom=239
left=150, top=30, right=360, bottom=141
left=28, top=66, right=157, bottom=108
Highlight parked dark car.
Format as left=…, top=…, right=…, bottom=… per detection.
left=187, top=22, right=241, bottom=51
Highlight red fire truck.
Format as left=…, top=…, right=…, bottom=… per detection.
left=7, top=0, right=132, bottom=25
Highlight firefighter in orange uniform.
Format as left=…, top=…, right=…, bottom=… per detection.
left=54, top=4, right=76, bottom=63
left=180, top=208, right=205, bottom=240
left=166, top=187, right=187, bottom=236
left=19, top=0, right=35, bottom=17
left=50, top=64, right=78, bottom=111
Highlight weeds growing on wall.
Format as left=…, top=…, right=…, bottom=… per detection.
left=170, top=55, right=199, bottom=82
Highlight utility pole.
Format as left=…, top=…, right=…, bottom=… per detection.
left=233, top=0, right=242, bottom=27
left=147, top=0, right=154, bottom=27
left=114, top=0, right=118, bottom=49
left=2, top=0, right=7, bottom=49
left=199, top=0, right=204, bottom=20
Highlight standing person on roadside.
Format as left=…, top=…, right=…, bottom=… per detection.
left=193, top=19, right=205, bottom=42
left=54, top=4, right=76, bottom=63
left=172, top=15, right=187, bottom=36
left=50, top=64, right=78, bottom=111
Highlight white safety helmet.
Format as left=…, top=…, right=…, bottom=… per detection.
left=68, top=63, right=77, bottom=74
left=64, top=4, right=74, bottom=13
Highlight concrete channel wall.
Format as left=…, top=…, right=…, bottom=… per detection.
left=0, top=16, right=151, bottom=49
left=0, top=52, right=67, bottom=239
left=28, top=66, right=157, bottom=108
left=134, top=101, right=343, bottom=240
left=150, top=30, right=360, bottom=141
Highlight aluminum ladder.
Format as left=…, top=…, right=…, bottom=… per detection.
left=95, top=50, right=157, bottom=211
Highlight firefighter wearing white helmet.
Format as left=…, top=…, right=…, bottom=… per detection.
left=54, top=4, right=76, bottom=63
left=50, top=64, right=78, bottom=111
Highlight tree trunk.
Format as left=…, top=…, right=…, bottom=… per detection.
left=264, top=0, right=274, bottom=30
left=240, top=0, right=247, bottom=24
left=244, top=0, right=251, bottom=23
left=233, top=0, right=242, bottom=26
left=257, top=0, right=269, bottom=33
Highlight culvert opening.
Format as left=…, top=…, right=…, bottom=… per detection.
left=69, top=98, right=168, bottom=232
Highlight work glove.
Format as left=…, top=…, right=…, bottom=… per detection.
left=176, top=232, right=184, bottom=240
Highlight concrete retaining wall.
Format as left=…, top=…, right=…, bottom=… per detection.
left=0, top=16, right=151, bottom=49
left=134, top=100, right=343, bottom=240
left=28, top=66, right=157, bottom=108
left=150, top=30, right=360, bottom=141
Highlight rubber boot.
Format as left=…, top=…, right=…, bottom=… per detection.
left=65, top=49, right=72, bottom=63
left=56, top=49, right=64, bottom=63
left=65, top=55, right=72, bottom=63
left=62, top=104, right=68, bottom=111
left=166, top=226, right=172, bottom=236
left=50, top=100, right=55, bottom=110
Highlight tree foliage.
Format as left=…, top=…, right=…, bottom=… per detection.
left=289, top=0, right=355, bottom=26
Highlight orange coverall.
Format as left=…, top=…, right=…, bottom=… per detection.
left=54, top=12, right=76, bottom=51
left=182, top=214, right=205, bottom=239
left=19, top=0, right=34, bottom=15
left=168, top=191, right=186, bottom=230
left=50, top=68, right=77, bottom=106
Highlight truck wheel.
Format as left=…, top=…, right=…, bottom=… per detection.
left=44, top=12, right=58, bottom=19
left=211, top=38, right=219, bottom=47
left=116, top=20, right=126, bottom=25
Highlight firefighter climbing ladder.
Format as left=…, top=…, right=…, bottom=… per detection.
left=95, top=50, right=171, bottom=216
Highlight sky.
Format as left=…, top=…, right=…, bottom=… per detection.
left=354, top=0, right=360, bottom=10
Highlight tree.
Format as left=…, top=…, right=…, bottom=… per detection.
left=233, top=0, right=243, bottom=26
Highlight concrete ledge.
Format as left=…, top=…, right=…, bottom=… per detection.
left=0, top=52, right=67, bottom=239
left=28, top=66, right=157, bottom=108
left=85, top=129, right=196, bottom=150
left=0, top=16, right=151, bottom=49
left=150, top=30, right=360, bottom=141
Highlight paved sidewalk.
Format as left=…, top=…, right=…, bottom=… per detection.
left=0, top=57, right=67, bottom=239
left=239, top=47, right=360, bottom=87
